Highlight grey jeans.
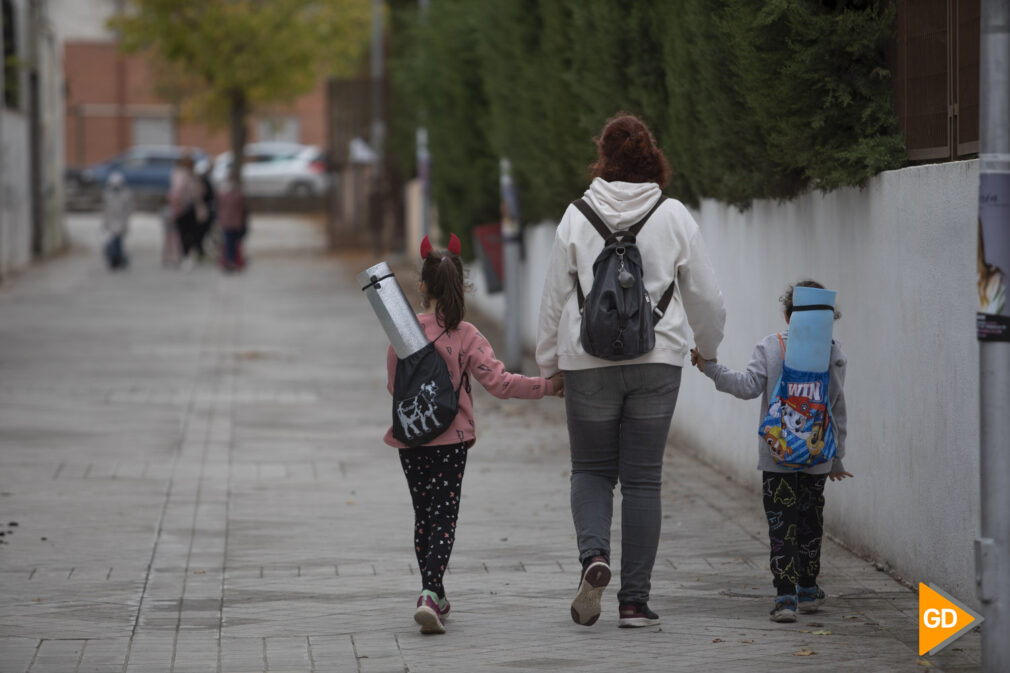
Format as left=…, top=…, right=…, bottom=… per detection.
left=564, top=363, right=682, bottom=605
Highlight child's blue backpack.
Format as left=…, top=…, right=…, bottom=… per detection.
left=758, top=287, right=837, bottom=470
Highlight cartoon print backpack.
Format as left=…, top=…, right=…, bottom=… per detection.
left=572, top=196, right=676, bottom=360
left=391, top=329, right=470, bottom=447
left=759, top=288, right=839, bottom=470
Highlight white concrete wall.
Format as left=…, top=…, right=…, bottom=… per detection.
left=467, top=160, right=982, bottom=604
left=0, top=113, right=33, bottom=277
left=1, top=0, right=33, bottom=279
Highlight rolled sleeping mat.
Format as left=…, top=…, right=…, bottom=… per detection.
left=358, top=262, right=430, bottom=359
left=784, top=286, right=836, bottom=372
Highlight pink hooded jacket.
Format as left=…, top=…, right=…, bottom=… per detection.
left=384, top=313, right=554, bottom=448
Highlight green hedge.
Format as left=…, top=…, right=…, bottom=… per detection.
left=389, top=0, right=905, bottom=248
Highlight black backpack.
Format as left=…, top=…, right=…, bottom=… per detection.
left=573, top=196, right=676, bottom=361
left=391, top=331, right=470, bottom=447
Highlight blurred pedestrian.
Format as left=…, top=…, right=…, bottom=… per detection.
left=691, top=280, right=851, bottom=623
left=195, top=160, right=217, bottom=262
left=169, top=154, right=206, bottom=270
left=159, top=194, right=180, bottom=266
left=536, top=112, right=726, bottom=628
left=101, top=171, right=133, bottom=270
left=217, top=179, right=247, bottom=272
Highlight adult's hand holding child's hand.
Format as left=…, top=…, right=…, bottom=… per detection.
left=549, top=372, right=565, bottom=398
left=690, top=347, right=713, bottom=373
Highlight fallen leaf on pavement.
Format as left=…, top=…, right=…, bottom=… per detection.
left=811, top=630, right=832, bottom=636
left=793, top=649, right=817, bottom=657
left=843, top=615, right=860, bottom=620
left=712, top=638, right=724, bottom=643
left=740, top=639, right=755, bottom=644
left=917, top=661, right=933, bottom=668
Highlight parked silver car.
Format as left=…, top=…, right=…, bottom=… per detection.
left=211, top=142, right=329, bottom=197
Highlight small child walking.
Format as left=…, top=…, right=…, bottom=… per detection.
left=691, top=280, right=851, bottom=623
left=384, top=236, right=563, bottom=635
left=102, top=172, right=133, bottom=270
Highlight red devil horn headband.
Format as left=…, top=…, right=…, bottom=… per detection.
left=420, top=234, right=462, bottom=260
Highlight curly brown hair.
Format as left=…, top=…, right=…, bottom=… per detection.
left=588, top=113, right=671, bottom=187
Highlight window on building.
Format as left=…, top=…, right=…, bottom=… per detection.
left=132, top=117, right=176, bottom=147
left=256, top=116, right=300, bottom=144
left=2, top=0, right=19, bottom=110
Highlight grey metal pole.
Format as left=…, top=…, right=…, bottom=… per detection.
left=500, top=158, right=522, bottom=371
left=370, top=0, right=385, bottom=163
left=416, top=127, right=430, bottom=238
left=976, top=1, right=1010, bottom=672
left=417, top=0, right=430, bottom=239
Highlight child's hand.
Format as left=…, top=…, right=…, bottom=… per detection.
left=690, top=347, right=714, bottom=372
left=549, top=372, right=564, bottom=398
left=828, top=471, right=854, bottom=482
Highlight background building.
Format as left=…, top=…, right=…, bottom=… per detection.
left=1, top=0, right=65, bottom=281
left=51, top=0, right=328, bottom=169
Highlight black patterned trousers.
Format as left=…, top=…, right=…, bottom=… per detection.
left=762, top=471, right=827, bottom=596
left=399, top=444, right=468, bottom=597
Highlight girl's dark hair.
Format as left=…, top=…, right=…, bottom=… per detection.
left=589, top=112, right=672, bottom=187
left=780, top=280, right=842, bottom=320
left=421, top=249, right=468, bottom=330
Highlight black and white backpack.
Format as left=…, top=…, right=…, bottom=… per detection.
left=391, top=331, right=469, bottom=447
left=573, top=196, right=676, bottom=361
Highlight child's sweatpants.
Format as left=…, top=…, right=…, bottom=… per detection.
left=762, top=471, right=827, bottom=596
left=398, top=443, right=468, bottom=598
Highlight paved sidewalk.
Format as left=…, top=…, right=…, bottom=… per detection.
left=0, top=214, right=979, bottom=673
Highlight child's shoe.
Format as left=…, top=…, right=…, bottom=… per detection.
left=413, top=590, right=446, bottom=634
left=437, top=595, right=451, bottom=619
left=769, top=595, right=797, bottom=622
left=797, top=585, right=826, bottom=613
left=618, top=602, right=660, bottom=628
left=571, top=555, right=611, bottom=626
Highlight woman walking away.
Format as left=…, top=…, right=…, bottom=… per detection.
left=692, top=280, right=851, bottom=623
left=102, top=171, right=133, bottom=270
left=385, top=235, right=564, bottom=635
left=169, top=155, right=205, bottom=270
left=536, top=113, right=726, bottom=628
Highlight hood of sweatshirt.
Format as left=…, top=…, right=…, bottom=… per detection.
left=583, top=177, right=662, bottom=230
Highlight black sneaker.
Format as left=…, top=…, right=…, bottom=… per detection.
left=618, top=602, right=660, bottom=628
left=571, top=556, right=611, bottom=626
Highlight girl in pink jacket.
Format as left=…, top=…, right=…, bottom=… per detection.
left=385, top=235, right=563, bottom=634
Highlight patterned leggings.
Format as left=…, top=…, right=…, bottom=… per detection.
left=399, top=444, right=468, bottom=597
left=762, top=471, right=827, bottom=596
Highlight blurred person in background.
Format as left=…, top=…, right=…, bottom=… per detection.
left=169, top=155, right=206, bottom=270
left=159, top=194, right=180, bottom=266
left=217, top=179, right=247, bottom=272
left=195, top=161, right=218, bottom=262
left=102, top=171, right=133, bottom=271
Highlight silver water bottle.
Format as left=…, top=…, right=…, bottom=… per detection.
left=357, top=262, right=430, bottom=358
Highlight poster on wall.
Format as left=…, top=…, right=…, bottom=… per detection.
left=977, top=169, right=1010, bottom=342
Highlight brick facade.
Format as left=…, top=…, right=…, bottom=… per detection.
left=64, top=41, right=328, bottom=167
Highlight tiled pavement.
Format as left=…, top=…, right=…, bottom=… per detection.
left=0, top=213, right=980, bottom=672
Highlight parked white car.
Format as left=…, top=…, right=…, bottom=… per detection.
left=211, top=142, right=329, bottom=197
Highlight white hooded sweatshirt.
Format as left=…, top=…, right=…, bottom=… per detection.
left=536, top=178, right=726, bottom=376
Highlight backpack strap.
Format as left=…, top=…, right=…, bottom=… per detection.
left=628, top=195, right=667, bottom=236
left=572, top=198, right=612, bottom=241
left=777, top=333, right=786, bottom=359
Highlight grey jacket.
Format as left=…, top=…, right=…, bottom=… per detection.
left=702, top=331, right=847, bottom=474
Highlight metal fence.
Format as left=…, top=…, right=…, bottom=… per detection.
left=891, top=0, right=980, bottom=161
